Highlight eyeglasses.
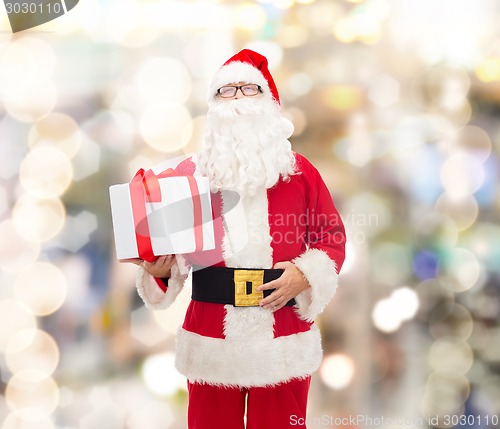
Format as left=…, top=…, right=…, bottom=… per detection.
left=216, top=84, right=262, bottom=98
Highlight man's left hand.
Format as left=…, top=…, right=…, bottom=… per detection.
left=258, top=261, right=310, bottom=311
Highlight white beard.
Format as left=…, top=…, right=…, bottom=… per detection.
left=196, top=96, right=296, bottom=198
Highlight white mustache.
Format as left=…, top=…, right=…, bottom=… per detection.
left=208, top=98, right=268, bottom=120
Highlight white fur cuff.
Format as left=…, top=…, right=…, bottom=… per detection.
left=135, top=255, right=190, bottom=310
left=292, top=248, right=339, bottom=322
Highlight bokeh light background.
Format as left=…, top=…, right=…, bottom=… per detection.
left=1, top=0, right=500, bottom=427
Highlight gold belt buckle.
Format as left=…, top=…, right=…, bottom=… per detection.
left=234, top=269, right=264, bottom=307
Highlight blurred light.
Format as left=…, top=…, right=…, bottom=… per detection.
left=141, top=352, right=187, bottom=396
left=434, top=193, right=478, bottom=231
left=106, top=0, right=159, bottom=48
left=57, top=386, right=75, bottom=409
left=5, top=81, right=58, bottom=123
left=0, top=37, right=55, bottom=95
left=234, top=3, right=267, bottom=31
left=5, top=371, right=59, bottom=421
left=415, top=279, right=454, bottom=322
left=136, top=57, right=192, bottom=105
left=268, top=0, right=294, bottom=9
left=3, top=414, right=55, bottom=429
left=454, top=126, right=492, bottom=162
left=475, top=57, right=500, bottom=82
left=5, top=329, right=60, bottom=377
left=12, top=194, right=66, bottom=243
left=425, top=65, right=470, bottom=110
left=428, top=338, right=473, bottom=374
left=111, top=84, right=141, bottom=114
left=428, top=104, right=472, bottom=131
left=0, top=300, right=37, bottom=353
left=28, top=113, right=82, bottom=159
left=130, top=306, right=174, bottom=347
left=19, top=147, right=73, bottom=199
left=372, top=287, right=419, bottom=333
left=420, top=376, right=465, bottom=424
left=0, top=42, right=36, bottom=94
left=413, top=213, right=458, bottom=251
left=460, top=223, right=500, bottom=271
left=368, top=74, right=400, bottom=107
left=286, top=73, right=314, bottom=98
left=429, top=303, right=474, bottom=342
left=342, top=193, right=391, bottom=239
left=14, top=262, right=67, bottom=316
left=343, top=113, right=373, bottom=167
left=474, top=377, right=500, bottom=416
left=477, top=327, right=500, bottom=363
left=371, top=242, right=412, bottom=287
left=71, top=135, right=101, bottom=181
left=340, top=240, right=356, bottom=274
left=426, top=372, right=471, bottom=403
left=441, top=152, right=484, bottom=197
left=277, top=25, right=309, bottom=48
left=0, top=220, right=40, bottom=273
left=145, top=1, right=226, bottom=30
left=323, top=85, right=364, bottom=111
left=412, top=251, right=439, bottom=281
left=127, top=400, right=174, bottom=429
left=128, top=154, right=155, bottom=178
left=81, top=109, right=135, bottom=154
left=372, top=298, right=401, bottom=333
left=392, top=287, right=420, bottom=321
left=80, top=387, right=126, bottom=429
left=440, top=247, right=482, bottom=293
left=389, top=1, right=493, bottom=66
left=320, top=353, right=355, bottom=390
left=56, top=211, right=98, bottom=252
left=333, top=16, right=357, bottom=43
left=333, top=2, right=387, bottom=44
left=0, top=116, right=29, bottom=180
left=139, top=102, right=193, bottom=152
left=0, top=186, right=8, bottom=216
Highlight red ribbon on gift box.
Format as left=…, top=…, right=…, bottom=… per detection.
left=129, top=168, right=204, bottom=262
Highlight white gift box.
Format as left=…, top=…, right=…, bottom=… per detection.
left=109, top=171, right=215, bottom=260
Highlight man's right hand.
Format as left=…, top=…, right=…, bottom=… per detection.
left=126, top=255, right=176, bottom=278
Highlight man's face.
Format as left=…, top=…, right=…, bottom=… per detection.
left=215, top=82, right=263, bottom=100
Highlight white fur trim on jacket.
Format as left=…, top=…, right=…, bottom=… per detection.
left=135, top=255, right=190, bottom=310
left=221, top=190, right=274, bottom=269
left=175, top=323, right=323, bottom=388
left=292, top=248, right=339, bottom=322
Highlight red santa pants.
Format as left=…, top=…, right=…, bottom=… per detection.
left=187, top=376, right=311, bottom=429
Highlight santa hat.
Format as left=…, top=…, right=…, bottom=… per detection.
left=209, top=49, right=281, bottom=105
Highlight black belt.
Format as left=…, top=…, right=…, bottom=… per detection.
left=192, top=266, right=296, bottom=307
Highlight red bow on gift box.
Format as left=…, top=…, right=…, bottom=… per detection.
left=130, top=168, right=204, bottom=262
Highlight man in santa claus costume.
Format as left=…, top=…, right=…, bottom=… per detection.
left=133, top=49, right=346, bottom=429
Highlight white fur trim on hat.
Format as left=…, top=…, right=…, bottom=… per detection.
left=208, top=61, right=275, bottom=103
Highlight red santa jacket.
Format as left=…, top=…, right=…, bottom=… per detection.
left=136, top=152, right=346, bottom=387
